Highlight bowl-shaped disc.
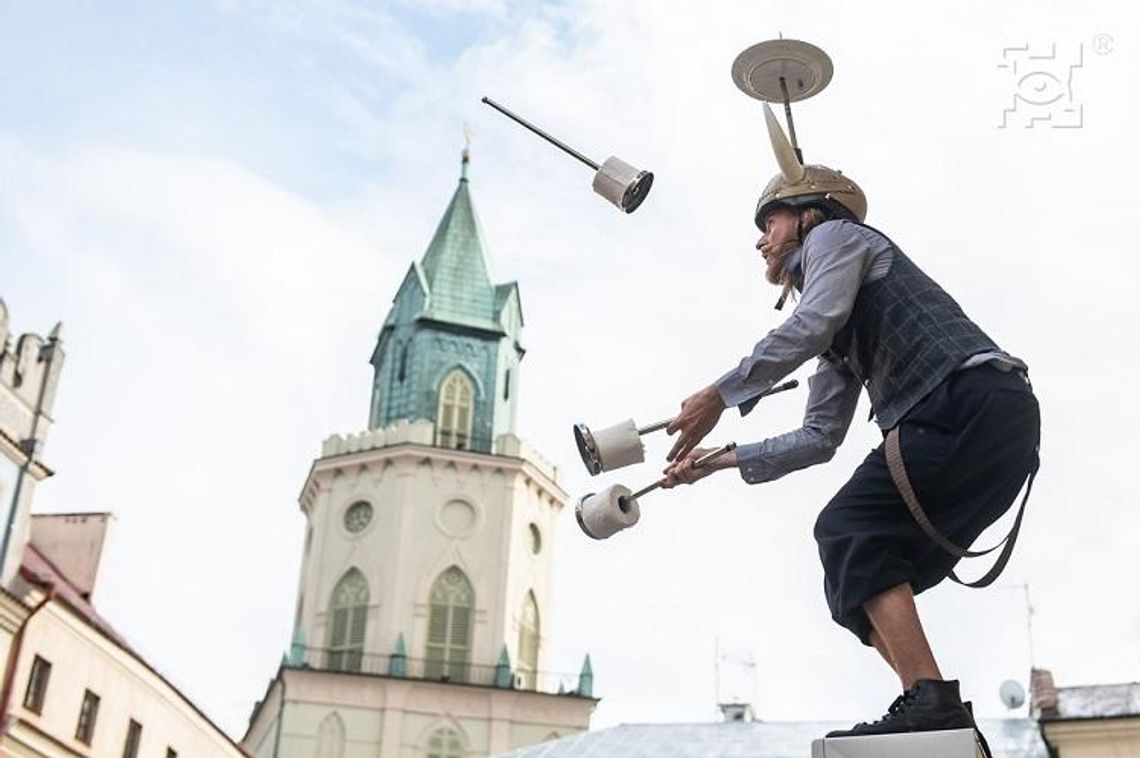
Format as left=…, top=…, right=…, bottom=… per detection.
left=731, top=39, right=833, bottom=102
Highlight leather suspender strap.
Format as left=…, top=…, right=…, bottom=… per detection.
left=884, top=426, right=1038, bottom=589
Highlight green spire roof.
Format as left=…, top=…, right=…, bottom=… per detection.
left=369, top=149, right=525, bottom=442
left=418, top=167, right=497, bottom=330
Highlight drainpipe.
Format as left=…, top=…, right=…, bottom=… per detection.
left=0, top=588, right=55, bottom=734
left=1, top=329, right=62, bottom=577
left=1037, top=720, right=1059, bottom=758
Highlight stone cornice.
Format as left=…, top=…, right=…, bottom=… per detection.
left=298, top=442, right=566, bottom=514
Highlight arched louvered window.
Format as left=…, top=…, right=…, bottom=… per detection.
left=316, top=713, right=345, bottom=758
left=327, top=569, right=368, bottom=672
left=436, top=370, right=474, bottom=450
left=426, top=727, right=463, bottom=758
left=517, top=591, right=540, bottom=689
left=425, top=567, right=474, bottom=682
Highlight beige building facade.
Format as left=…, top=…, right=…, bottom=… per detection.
left=1032, top=668, right=1140, bottom=757
left=0, top=298, right=245, bottom=758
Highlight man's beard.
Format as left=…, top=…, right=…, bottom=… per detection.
left=761, top=239, right=795, bottom=285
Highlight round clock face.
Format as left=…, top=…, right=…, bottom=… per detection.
left=344, top=501, right=373, bottom=534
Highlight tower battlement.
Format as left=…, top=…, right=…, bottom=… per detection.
left=321, top=420, right=560, bottom=484
left=0, top=298, right=65, bottom=453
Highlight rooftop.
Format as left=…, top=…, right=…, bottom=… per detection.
left=492, top=719, right=1050, bottom=758
left=1052, top=682, right=1140, bottom=720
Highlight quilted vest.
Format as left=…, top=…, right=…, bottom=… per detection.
left=821, top=225, right=1000, bottom=429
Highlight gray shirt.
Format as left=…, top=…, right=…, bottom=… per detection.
left=713, top=220, right=1025, bottom=485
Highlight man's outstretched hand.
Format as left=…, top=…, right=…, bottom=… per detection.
left=666, top=385, right=726, bottom=462
left=662, top=446, right=737, bottom=488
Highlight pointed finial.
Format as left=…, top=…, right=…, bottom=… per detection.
left=461, top=123, right=474, bottom=181
left=389, top=633, right=408, bottom=677
left=287, top=625, right=307, bottom=666
left=495, top=644, right=513, bottom=688
left=578, top=654, right=594, bottom=697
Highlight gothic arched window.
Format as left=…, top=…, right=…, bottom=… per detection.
left=517, top=591, right=540, bottom=689
left=425, top=567, right=474, bottom=682
left=436, top=370, right=474, bottom=450
left=426, top=727, right=463, bottom=758
left=316, top=713, right=345, bottom=758
left=327, top=569, right=368, bottom=672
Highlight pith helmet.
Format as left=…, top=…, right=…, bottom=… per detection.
left=755, top=103, right=867, bottom=228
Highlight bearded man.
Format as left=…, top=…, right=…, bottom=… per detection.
left=662, top=105, right=1040, bottom=740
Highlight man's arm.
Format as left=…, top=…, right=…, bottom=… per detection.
left=716, top=220, right=874, bottom=410
left=668, top=220, right=875, bottom=462
left=734, top=357, right=861, bottom=483
left=663, top=358, right=860, bottom=487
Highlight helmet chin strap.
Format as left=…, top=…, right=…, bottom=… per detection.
left=775, top=213, right=807, bottom=311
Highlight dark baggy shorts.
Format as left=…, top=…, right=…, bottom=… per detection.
left=813, top=364, right=1041, bottom=646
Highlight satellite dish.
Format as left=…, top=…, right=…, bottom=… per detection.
left=999, top=679, right=1026, bottom=710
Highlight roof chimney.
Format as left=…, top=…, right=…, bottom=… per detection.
left=718, top=703, right=755, bottom=723
left=1030, top=668, right=1059, bottom=718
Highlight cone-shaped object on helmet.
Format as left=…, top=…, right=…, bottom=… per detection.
left=754, top=101, right=867, bottom=228
left=763, top=103, right=805, bottom=184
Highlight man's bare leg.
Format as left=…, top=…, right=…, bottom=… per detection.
left=869, top=630, right=897, bottom=674
left=828, top=584, right=973, bottom=738
left=863, top=583, right=942, bottom=690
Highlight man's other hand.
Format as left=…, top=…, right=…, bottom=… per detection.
left=662, top=446, right=736, bottom=488
left=666, top=385, right=725, bottom=462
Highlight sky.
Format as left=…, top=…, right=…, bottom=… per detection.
left=2, top=0, right=1138, bottom=741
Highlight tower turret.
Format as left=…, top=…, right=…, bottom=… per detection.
left=368, top=152, right=524, bottom=453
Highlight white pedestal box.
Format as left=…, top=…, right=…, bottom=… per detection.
left=811, top=728, right=983, bottom=758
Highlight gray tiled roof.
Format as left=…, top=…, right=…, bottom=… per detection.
left=1053, top=682, right=1140, bottom=719
left=494, top=719, right=1049, bottom=758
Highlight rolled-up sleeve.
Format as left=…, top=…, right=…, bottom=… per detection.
left=715, top=220, right=874, bottom=410
left=736, top=357, right=862, bottom=483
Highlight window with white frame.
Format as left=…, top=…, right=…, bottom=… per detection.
left=327, top=569, right=369, bottom=672
left=75, top=689, right=100, bottom=745
left=122, top=719, right=142, bottom=758
left=436, top=370, right=474, bottom=450
left=23, top=655, right=51, bottom=714
left=517, top=591, right=540, bottom=689
left=425, top=567, right=474, bottom=682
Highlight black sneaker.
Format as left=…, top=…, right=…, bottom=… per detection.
left=826, top=679, right=976, bottom=738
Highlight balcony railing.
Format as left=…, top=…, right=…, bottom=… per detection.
left=287, top=646, right=592, bottom=698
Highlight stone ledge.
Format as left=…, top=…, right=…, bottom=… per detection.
left=812, top=728, right=981, bottom=758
